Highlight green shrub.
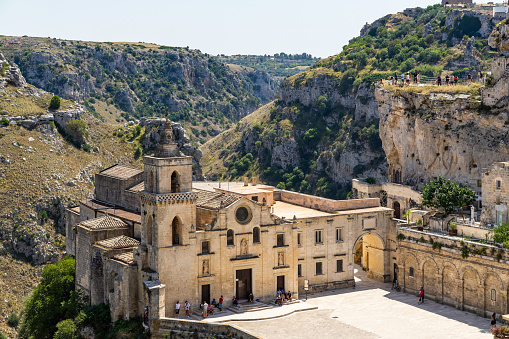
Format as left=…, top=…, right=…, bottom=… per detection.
left=82, top=143, right=91, bottom=152
left=7, top=312, right=20, bottom=327
left=64, top=119, right=88, bottom=147
left=54, top=319, right=78, bottom=339
left=18, top=256, right=86, bottom=339
left=0, top=118, right=9, bottom=126
left=49, top=95, right=61, bottom=109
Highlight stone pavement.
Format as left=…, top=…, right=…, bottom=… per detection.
left=226, top=267, right=494, bottom=339
left=193, top=300, right=317, bottom=323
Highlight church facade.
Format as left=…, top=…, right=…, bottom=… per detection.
left=67, top=121, right=395, bottom=324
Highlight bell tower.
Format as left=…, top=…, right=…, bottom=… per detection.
left=139, top=120, right=198, bottom=271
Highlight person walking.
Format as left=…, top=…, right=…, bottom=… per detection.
left=184, top=301, right=190, bottom=318
left=445, top=75, right=450, bottom=86
left=394, top=72, right=398, bottom=85
left=418, top=287, right=424, bottom=304
left=437, top=75, right=442, bottom=86
left=175, top=301, right=181, bottom=318
left=491, top=313, right=497, bottom=329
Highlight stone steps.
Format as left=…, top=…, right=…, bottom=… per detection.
left=227, top=301, right=273, bottom=313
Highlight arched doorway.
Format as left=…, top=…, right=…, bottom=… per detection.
left=172, top=217, right=181, bottom=245
left=352, top=233, right=388, bottom=282
left=393, top=201, right=401, bottom=219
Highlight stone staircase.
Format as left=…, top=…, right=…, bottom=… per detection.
left=189, top=307, right=228, bottom=320
left=227, top=300, right=273, bottom=313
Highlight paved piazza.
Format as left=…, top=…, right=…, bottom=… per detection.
left=228, top=267, right=493, bottom=339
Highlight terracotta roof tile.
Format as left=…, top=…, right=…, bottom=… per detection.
left=80, top=215, right=128, bottom=230
left=99, top=165, right=143, bottom=180
left=197, top=192, right=241, bottom=210
left=112, top=252, right=135, bottom=264
left=97, top=235, right=140, bottom=249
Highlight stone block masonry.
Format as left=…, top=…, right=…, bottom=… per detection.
left=152, top=317, right=260, bottom=339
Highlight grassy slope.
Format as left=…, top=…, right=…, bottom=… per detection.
left=0, top=105, right=142, bottom=336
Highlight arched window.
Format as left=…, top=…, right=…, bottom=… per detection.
left=146, top=215, right=153, bottom=245
left=227, top=229, right=234, bottom=246
left=171, top=171, right=180, bottom=193
left=149, top=171, right=154, bottom=193
left=172, top=217, right=181, bottom=245
left=253, top=227, right=260, bottom=243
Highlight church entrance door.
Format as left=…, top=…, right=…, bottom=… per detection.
left=277, top=275, right=285, bottom=291
left=236, top=269, right=252, bottom=300
left=201, top=284, right=210, bottom=304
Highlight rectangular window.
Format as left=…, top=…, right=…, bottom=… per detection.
left=492, top=289, right=497, bottom=301
left=497, top=180, right=501, bottom=190
left=297, top=233, right=302, bottom=246
left=315, top=230, right=322, bottom=244
left=477, top=180, right=482, bottom=188
left=315, top=262, right=323, bottom=275
left=336, top=228, right=343, bottom=242
left=277, top=234, right=285, bottom=247
left=409, top=267, right=414, bottom=277
left=336, top=260, right=343, bottom=273
left=252, top=196, right=259, bottom=202
left=298, top=264, right=302, bottom=277
left=201, top=241, right=210, bottom=254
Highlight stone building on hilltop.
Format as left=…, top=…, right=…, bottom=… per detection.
left=66, top=121, right=395, bottom=329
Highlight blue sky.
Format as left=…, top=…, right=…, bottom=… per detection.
left=1, top=1, right=457, bottom=58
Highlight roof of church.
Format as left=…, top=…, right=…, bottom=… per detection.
left=195, top=190, right=242, bottom=209
left=96, top=235, right=140, bottom=249
left=127, top=181, right=144, bottom=192
left=112, top=252, right=135, bottom=264
left=99, top=164, right=143, bottom=180
left=80, top=215, right=128, bottom=230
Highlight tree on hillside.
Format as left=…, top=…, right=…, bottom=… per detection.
left=64, top=119, right=88, bottom=147
left=421, top=176, right=476, bottom=215
left=19, top=256, right=86, bottom=339
left=49, top=95, right=61, bottom=109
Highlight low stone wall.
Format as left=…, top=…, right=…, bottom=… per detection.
left=300, top=279, right=355, bottom=295
left=152, top=317, right=260, bottom=339
left=278, top=190, right=379, bottom=213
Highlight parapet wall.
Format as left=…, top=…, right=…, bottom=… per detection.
left=152, top=317, right=260, bottom=339
left=277, top=190, right=379, bottom=213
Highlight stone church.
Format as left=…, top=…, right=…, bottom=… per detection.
left=66, top=121, right=395, bottom=324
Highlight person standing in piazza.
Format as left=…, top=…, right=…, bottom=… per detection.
left=175, top=301, right=181, bottom=318
left=185, top=301, right=190, bottom=318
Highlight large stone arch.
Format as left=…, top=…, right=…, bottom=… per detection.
left=440, top=262, right=460, bottom=278
left=403, top=252, right=419, bottom=292
left=485, top=273, right=504, bottom=315
left=442, top=263, right=461, bottom=307
left=463, top=268, right=482, bottom=310
left=418, top=256, right=439, bottom=273
left=421, top=258, right=439, bottom=299
left=352, top=232, right=389, bottom=282
left=483, top=272, right=505, bottom=290
left=460, top=266, right=482, bottom=286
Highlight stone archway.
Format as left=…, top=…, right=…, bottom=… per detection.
left=393, top=201, right=401, bottom=219
left=352, top=232, right=389, bottom=282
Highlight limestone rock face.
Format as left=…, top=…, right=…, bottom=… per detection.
left=489, top=20, right=509, bottom=52
left=0, top=52, right=27, bottom=88
left=376, top=88, right=509, bottom=191
left=445, top=9, right=496, bottom=40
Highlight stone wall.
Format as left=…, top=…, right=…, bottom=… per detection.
left=152, top=317, right=259, bottom=339
left=397, top=227, right=509, bottom=318
left=481, top=161, right=509, bottom=225
left=278, top=190, right=379, bottom=213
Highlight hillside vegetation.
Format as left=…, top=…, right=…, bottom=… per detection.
left=202, top=4, right=497, bottom=199
left=217, top=53, right=318, bottom=83
left=0, top=37, right=277, bottom=144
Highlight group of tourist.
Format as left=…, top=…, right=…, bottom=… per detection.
left=174, top=301, right=192, bottom=318
left=199, top=296, right=225, bottom=317
left=377, top=70, right=487, bottom=88
left=275, top=289, right=292, bottom=306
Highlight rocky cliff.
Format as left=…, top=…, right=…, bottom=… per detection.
left=1, top=37, right=277, bottom=143
left=376, top=87, right=509, bottom=191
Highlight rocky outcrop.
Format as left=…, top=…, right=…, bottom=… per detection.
left=376, top=88, right=509, bottom=191
left=445, top=9, right=496, bottom=40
